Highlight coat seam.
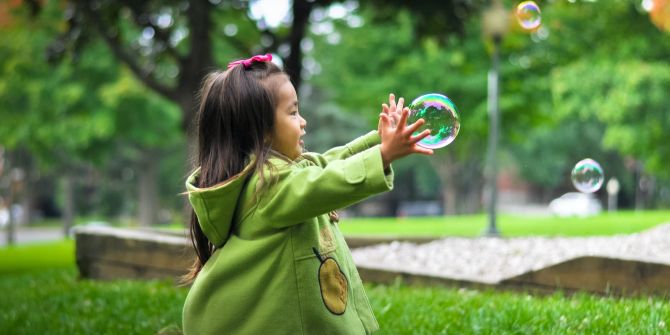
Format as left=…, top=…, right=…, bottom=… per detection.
left=290, top=228, right=306, bottom=335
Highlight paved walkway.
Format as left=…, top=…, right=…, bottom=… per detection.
left=0, top=226, right=64, bottom=247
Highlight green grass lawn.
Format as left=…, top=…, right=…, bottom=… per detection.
left=1, top=267, right=669, bottom=334
left=0, top=240, right=74, bottom=275
left=1, top=240, right=670, bottom=334
left=338, top=210, right=670, bottom=237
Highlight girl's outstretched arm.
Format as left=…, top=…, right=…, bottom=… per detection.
left=318, top=131, right=382, bottom=163
left=254, top=146, right=393, bottom=228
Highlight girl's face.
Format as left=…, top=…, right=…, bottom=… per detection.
left=270, top=79, right=306, bottom=160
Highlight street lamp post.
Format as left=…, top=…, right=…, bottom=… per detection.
left=482, top=0, right=509, bottom=237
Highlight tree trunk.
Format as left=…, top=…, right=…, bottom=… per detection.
left=286, top=0, right=314, bottom=89
left=458, top=159, right=484, bottom=214
left=62, top=175, right=74, bottom=238
left=430, top=151, right=484, bottom=215
left=6, top=178, right=16, bottom=246
left=432, top=154, right=458, bottom=215
left=138, top=149, right=159, bottom=227
left=21, top=159, right=34, bottom=225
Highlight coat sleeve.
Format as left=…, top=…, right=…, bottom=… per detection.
left=256, top=145, right=393, bottom=228
left=318, top=131, right=381, bottom=165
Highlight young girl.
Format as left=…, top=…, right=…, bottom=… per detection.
left=182, top=54, right=433, bottom=335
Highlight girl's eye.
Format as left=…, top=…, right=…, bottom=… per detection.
left=291, top=111, right=298, bottom=116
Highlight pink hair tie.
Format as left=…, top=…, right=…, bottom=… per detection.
left=227, top=53, right=273, bottom=69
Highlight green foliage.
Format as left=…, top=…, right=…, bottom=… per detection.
left=499, top=0, right=670, bottom=194
left=311, top=10, right=489, bottom=143
left=0, top=3, right=118, bottom=166
left=0, top=3, right=186, bottom=219
left=553, top=60, right=670, bottom=179
left=308, top=9, right=491, bottom=211
left=100, top=71, right=183, bottom=149
left=0, top=2, right=182, bottom=168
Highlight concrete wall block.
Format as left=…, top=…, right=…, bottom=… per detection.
left=74, top=226, right=193, bottom=281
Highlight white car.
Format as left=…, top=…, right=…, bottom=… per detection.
left=549, top=192, right=602, bottom=217
left=0, top=204, right=23, bottom=227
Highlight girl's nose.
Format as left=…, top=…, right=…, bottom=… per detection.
left=300, top=116, right=307, bottom=128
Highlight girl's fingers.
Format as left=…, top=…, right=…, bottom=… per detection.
left=397, top=107, right=409, bottom=131
left=405, top=117, right=426, bottom=135
left=389, top=93, right=396, bottom=111
left=379, top=113, right=390, bottom=128
left=397, top=97, right=404, bottom=112
left=410, top=129, right=432, bottom=143
left=382, top=104, right=389, bottom=115
left=393, top=110, right=401, bottom=122
left=414, top=147, right=434, bottom=155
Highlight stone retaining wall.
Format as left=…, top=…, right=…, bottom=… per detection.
left=74, top=226, right=670, bottom=296
left=74, top=226, right=192, bottom=282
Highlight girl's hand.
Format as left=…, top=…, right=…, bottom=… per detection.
left=379, top=107, right=433, bottom=169
left=380, top=93, right=403, bottom=129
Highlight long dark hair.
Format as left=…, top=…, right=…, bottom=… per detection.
left=182, top=61, right=287, bottom=284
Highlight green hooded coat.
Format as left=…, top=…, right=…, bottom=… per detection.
left=182, top=131, right=393, bottom=335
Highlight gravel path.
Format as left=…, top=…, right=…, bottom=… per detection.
left=351, top=223, right=670, bottom=284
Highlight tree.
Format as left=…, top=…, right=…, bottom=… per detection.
left=0, top=2, right=183, bottom=228
left=307, top=0, right=670, bottom=212
left=506, top=0, right=670, bottom=204
left=553, top=60, right=670, bottom=179
left=0, top=3, right=119, bottom=233
left=57, top=0, right=340, bottom=139
left=43, top=0, right=344, bottom=224
left=308, top=9, right=490, bottom=214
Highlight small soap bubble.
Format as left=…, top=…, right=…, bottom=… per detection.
left=516, top=1, right=542, bottom=30
left=407, top=93, right=460, bottom=149
left=571, top=158, right=604, bottom=193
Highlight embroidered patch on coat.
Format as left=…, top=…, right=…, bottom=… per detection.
left=313, top=248, right=348, bottom=315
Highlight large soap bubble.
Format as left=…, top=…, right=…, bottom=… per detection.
left=407, top=93, right=460, bottom=149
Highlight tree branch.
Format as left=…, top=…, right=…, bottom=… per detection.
left=121, top=1, right=184, bottom=62
left=285, top=0, right=315, bottom=89
left=79, top=2, right=177, bottom=101
left=223, top=34, right=252, bottom=55
left=184, top=0, right=213, bottom=72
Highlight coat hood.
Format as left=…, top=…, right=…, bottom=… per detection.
left=185, top=166, right=252, bottom=247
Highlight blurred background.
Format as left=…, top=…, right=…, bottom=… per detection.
left=1, top=0, right=669, bottom=242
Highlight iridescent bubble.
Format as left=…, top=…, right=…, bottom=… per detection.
left=407, top=93, right=460, bottom=149
left=516, top=1, right=542, bottom=30
left=571, top=158, right=604, bottom=193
